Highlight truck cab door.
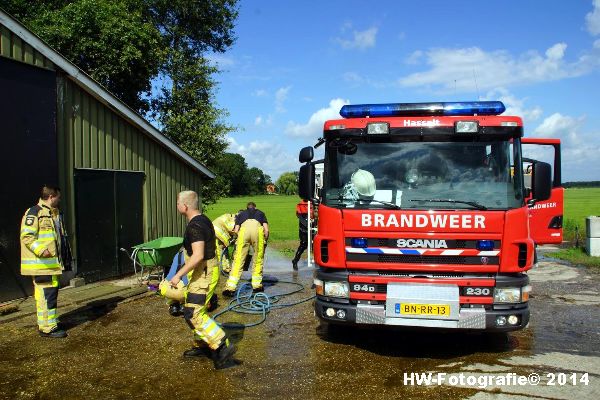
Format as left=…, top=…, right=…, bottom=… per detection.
left=522, top=138, right=564, bottom=244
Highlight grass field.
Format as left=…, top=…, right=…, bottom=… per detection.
left=563, top=188, right=600, bottom=242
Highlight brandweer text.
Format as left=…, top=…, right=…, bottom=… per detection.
left=361, top=213, right=486, bottom=229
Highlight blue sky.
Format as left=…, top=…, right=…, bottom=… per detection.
left=208, top=0, right=600, bottom=182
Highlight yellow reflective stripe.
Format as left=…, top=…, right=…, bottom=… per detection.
left=206, top=324, right=222, bottom=338
left=20, top=227, right=36, bottom=236
left=22, top=258, right=59, bottom=265
left=227, top=276, right=240, bottom=285
left=30, top=241, right=44, bottom=253
left=21, top=262, right=60, bottom=270
left=194, top=330, right=207, bottom=340
left=252, top=276, right=262, bottom=285
left=38, top=232, right=55, bottom=239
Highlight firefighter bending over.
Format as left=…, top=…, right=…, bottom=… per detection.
left=223, top=202, right=269, bottom=296
left=169, top=191, right=237, bottom=369
left=212, top=212, right=237, bottom=274
left=20, top=185, right=67, bottom=338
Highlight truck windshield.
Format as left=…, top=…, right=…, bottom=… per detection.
left=323, top=138, right=523, bottom=210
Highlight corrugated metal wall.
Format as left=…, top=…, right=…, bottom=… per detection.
left=0, top=26, right=54, bottom=69
left=56, top=77, right=205, bottom=254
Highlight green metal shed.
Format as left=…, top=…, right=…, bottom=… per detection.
left=0, top=9, right=214, bottom=300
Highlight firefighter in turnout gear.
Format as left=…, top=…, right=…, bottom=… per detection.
left=212, top=213, right=237, bottom=273
left=170, top=191, right=237, bottom=369
left=20, top=185, right=67, bottom=338
left=223, top=202, right=269, bottom=296
left=292, top=199, right=313, bottom=270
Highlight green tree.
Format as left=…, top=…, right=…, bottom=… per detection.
left=143, top=0, right=238, bottom=204
left=276, top=172, right=299, bottom=195
left=214, top=153, right=247, bottom=196
left=245, top=167, right=272, bottom=195
left=3, top=0, right=163, bottom=111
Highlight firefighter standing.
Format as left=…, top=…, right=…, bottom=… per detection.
left=20, top=185, right=67, bottom=338
left=169, top=191, right=236, bottom=369
left=223, top=202, right=269, bottom=296
left=291, top=199, right=313, bottom=270
left=212, top=213, right=237, bottom=273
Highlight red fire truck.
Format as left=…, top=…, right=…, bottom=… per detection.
left=298, top=101, right=563, bottom=331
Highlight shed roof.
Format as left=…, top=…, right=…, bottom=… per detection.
left=0, top=8, right=215, bottom=179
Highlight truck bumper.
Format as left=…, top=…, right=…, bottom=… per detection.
left=315, top=297, right=529, bottom=331
left=314, top=269, right=530, bottom=332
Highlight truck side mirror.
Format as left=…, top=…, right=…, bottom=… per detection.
left=298, top=163, right=315, bottom=201
left=299, top=146, right=314, bottom=163
left=531, top=161, right=552, bottom=202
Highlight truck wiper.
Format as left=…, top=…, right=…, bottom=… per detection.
left=362, top=199, right=402, bottom=210
left=409, top=198, right=488, bottom=210
left=329, top=196, right=401, bottom=210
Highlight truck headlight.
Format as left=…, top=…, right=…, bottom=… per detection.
left=521, top=285, right=531, bottom=302
left=314, top=279, right=324, bottom=295
left=494, top=287, right=521, bottom=303
left=324, top=281, right=349, bottom=298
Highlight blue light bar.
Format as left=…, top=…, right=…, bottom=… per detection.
left=350, top=238, right=368, bottom=248
left=476, top=240, right=495, bottom=251
left=339, top=101, right=506, bottom=118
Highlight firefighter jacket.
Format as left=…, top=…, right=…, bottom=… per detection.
left=213, top=213, right=236, bottom=247
left=20, top=200, right=63, bottom=276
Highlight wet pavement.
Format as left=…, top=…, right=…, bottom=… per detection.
left=0, top=246, right=599, bottom=400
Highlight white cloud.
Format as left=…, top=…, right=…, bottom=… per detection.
left=586, top=0, right=600, bottom=36
left=226, top=137, right=299, bottom=180
left=484, top=88, right=543, bottom=122
left=275, top=86, right=291, bottom=113
left=285, top=98, right=350, bottom=138
left=405, top=50, right=424, bottom=65
left=336, top=27, right=378, bottom=50
left=253, top=89, right=268, bottom=97
left=398, top=43, right=600, bottom=93
left=254, top=114, right=273, bottom=127
left=531, top=113, right=600, bottom=181
left=532, top=113, right=584, bottom=144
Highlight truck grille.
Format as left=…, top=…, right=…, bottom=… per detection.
left=347, top=253, right=498, bottom=265
left=376, top=271, right=466, bottom=278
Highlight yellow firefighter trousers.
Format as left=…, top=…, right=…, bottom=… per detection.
left=183, top=258, right=225, bottom=350
left=33, top=275, right=59, bottom=333
left=225, top=219, right=265, bottom=291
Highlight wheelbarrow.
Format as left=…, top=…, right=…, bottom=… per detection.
left=120, top=236, right=183, bottom=283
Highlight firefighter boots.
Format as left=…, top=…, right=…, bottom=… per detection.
left=252, top=285, right=264, bottom=294
left=39, top=327, right=67, bottom=338
left=183, top=345, right=212, bottom=358
left=169, top=303, right=184, bottom=316
left=207, top=294, right=219, bottom=312
left=212, top=339, right=237, bottom=369
left=222, top=289, right=236, bottom=298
